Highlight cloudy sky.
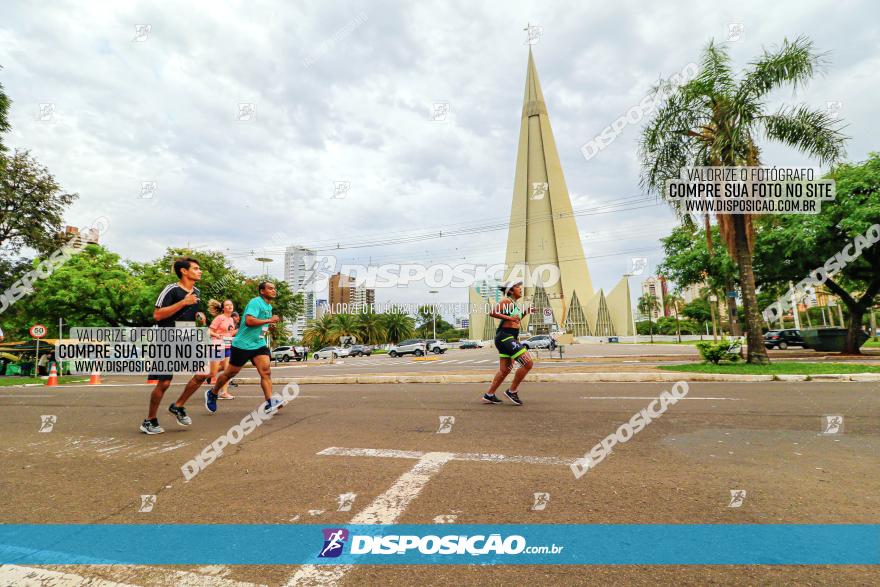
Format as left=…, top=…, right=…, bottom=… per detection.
left=2, top=0, right=878, bottom=319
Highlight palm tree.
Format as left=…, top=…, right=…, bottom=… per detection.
left=666, top=292, right=684, bottom=343
left=381, top=309, right=415, bottom=344
left=640, top=36, right=846, bottom=363
left=330, top=313, right=359, bottom=343
left=355, top=311, right=385, bottom=345
left=638, top=293, right=660, bottom=343
left=302, top=314, right=334, bottom=350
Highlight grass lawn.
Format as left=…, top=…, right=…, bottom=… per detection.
left=0, top=376, right=88, bottom=387
left=863, top=340, right=880, bottom=348
left=660, top=362, right=880, bottom=375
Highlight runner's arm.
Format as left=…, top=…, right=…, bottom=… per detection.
left=153, top=298, right=189, bottom=322
left=244, top=314, right=279, bottom=327
left=488, top=299, right=512, bottom=321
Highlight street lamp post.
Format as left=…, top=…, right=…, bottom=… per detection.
left=255, top=257, right=274, bottom=277
left=623, top=273, right=636, bottom=341
left=709, top=294, right=719, bottom=342
left=429, top=290, right=439, bottom=339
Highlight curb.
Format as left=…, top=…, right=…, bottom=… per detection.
left=234, top=372, right=799, bottom=385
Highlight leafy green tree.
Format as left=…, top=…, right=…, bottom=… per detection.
left=682, top=298, right=712, bottom=327
left=658, top=224, right=739, bottom=333
left=753, top=154, right=880, bottom=353
left=666, top=292, right=684, bottom=342
left=0, top=150, right=78, bottom=256
left=415, top=304, right=453, bottom=338
left=637, top=293, right=660, bottom=342
left=640, top=37, right=847, bottom=363
left=0, top=69, right=10, bottom=152
left=0, top=257, right=32, bottom=293
left=22, top=245, right=147, bottom=329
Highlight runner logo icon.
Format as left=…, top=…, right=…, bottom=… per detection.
left=319, top=528, right=349, bottom=558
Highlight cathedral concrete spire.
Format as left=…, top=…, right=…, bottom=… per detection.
left=469, top=48, right=633, bottom=339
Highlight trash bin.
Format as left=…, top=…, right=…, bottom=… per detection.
left=800, top=328, right=869, bottom=352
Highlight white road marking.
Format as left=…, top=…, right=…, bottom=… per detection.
left=318, top=447, right=425, bottom=459
left=286, top=451, right=453, bottom=586
left=581, top=396, right=741, bottom=401
left=317, top=446, right=573, bottom=465
left=287, top=446, right=572, bottom=585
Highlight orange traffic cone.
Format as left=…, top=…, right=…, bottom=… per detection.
left=46, top=363, right=59, bottom=387
left=89, top=370, right=102, bottom=385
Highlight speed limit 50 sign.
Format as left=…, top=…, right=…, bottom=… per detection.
left=29, top=324, right=48, bottom=338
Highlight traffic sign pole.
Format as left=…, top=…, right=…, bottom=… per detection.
left=29, top=324, right=48, bottom=378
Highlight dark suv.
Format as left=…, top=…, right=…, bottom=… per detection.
left=348, top=344, right=373, bottom=357
left=764, top=329, right=808, bottom=350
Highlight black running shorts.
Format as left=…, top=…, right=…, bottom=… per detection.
left=229, top=345, right=271, bottom=367
left=494, top=329, right=528, bottom=363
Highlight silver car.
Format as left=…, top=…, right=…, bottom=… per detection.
left=312, top=346, right=351, bottom=360
left=522, top=335, right=557, bottom=350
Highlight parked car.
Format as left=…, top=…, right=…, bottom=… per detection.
left=424, top=339, right=448, bottom=354
left=270, top=346, right=302, bottom=362
left=348, top=344, right=373, bottom=357
left=458, top=340, right=482, bottom=349
left=764, top=329, right=808, bottom=350
left=388, top=339, right=427, bottom=357
left=312, top=346, right=351, bottom=360
left=521, top=334, right=557, bottom=351
left=800, top=327, right=869, bottom=352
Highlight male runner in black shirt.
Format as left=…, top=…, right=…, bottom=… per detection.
left=140, top=257, right=210, bottom=434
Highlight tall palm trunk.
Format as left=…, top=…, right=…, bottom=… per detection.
left=704, top=215, right=740, bottom=335
left=732, top=215, right=769, bottom=363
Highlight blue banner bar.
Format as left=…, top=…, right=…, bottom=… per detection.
left=0, top=524, right=877, bottom=565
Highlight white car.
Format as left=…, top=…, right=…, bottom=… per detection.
left=424, top=339, right=448, bottom=354
left=388, top=339, right=428, bottom=357
left=312, top=346, right=351, bottom=360
left=270, top=346, right=302, bottom=362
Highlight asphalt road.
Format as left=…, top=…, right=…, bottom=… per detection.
left=1, top=380, right=877, bottom=585
left=258, top=344, right=879, bottom=377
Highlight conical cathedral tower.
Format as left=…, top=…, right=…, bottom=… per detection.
left=468, top=48, right=633, bottom=340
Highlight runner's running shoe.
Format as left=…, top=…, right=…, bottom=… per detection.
left=264, top=397, right=284, bottom=415
left=205, top=388, right=218, bottom=413
left=168, top=404, right=192, bottom=426
left=505, top=389, right=523, bottom=406
left=139, top=419, right=165, bottom=434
